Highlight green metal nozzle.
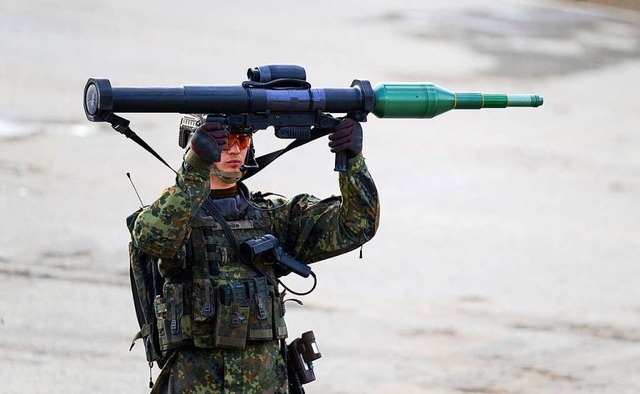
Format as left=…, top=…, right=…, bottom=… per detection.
left=372, top=83, right=543, bottom=118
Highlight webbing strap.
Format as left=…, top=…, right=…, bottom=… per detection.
left=201, top=198, right=277, bottom=288
left=242, top=128, right=332, bottom=180
left=105, top=111, right=331, bottom=179
left=104, top=112, right=177, bottom=174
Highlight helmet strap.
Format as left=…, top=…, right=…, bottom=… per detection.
left=212, top=167, right=244, bottom=184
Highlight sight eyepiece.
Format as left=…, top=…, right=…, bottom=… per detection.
left=83, top=78, right=113, bottom=122
left=247, top=64, right=306, bottom=83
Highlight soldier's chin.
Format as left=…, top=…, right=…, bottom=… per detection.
left=226, top=163, right=243, bottom=171
left=213, top=164, right=240, bottom=173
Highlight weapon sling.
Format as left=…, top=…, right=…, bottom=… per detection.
left=104, top=112, right=332, bottom=179
left=104, top=112, right=177, bottom=174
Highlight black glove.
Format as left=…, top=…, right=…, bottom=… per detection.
left=328, top=118, right=363, bottom=158
left=189, top=122, right=229, bottom=164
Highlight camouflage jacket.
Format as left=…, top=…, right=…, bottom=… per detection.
left=132, top=150, right=380, bottom=265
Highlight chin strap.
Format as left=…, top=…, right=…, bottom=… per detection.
left=212, top=167, right=244, bottom=184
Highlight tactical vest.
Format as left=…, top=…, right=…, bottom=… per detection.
left=153, top=199, right=288, bottom=352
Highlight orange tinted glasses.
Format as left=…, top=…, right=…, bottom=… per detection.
left=227, top=133, right=251, bottom=150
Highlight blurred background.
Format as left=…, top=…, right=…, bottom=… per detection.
left=0, top=0, right=639, bottom=393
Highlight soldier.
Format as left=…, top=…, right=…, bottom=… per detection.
left=132, top=118, right=379, bottom=393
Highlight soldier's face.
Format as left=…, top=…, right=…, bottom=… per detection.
left=214, top=136, right=249, bottom=173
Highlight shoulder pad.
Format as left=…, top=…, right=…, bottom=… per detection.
left=250, top=191, right=288, bottom=208
left=126, top=206, right=148, bottom=234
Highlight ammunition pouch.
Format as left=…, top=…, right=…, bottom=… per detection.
left=155, top=283, right=191, bottom=351
left=153, top=276, right=287, bottom=352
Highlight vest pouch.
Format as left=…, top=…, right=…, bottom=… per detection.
left=214, top=282, right=249, bottom=349
left=274, top=292, right=288, bottom=340
left=193, top=279, right=217, bottom=323
left=247, top=277, right=274, bottom=340
left=192, top=279, right=218, bottom=347
left=155, top=283, right=191, bottom=351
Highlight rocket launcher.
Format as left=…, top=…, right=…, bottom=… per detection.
left=83, top=64, right=543, bottom=174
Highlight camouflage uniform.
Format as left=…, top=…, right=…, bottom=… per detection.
left=133, top=149, right=379, bottom=394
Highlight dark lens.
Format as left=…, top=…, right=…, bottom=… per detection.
left=228, top=134, right=250, bottom=149
left=238, top=135, right=250, bottom=149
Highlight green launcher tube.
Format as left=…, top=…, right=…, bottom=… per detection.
left=372, top=83, right=544, bottom=119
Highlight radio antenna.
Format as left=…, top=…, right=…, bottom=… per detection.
left=126, top=172, right=145, bottom=208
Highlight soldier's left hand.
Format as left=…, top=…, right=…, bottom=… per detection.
left=328, top=118, right=363, bottom=157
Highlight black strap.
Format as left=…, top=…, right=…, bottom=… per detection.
left=242, top=127, right=332, bottom=180
left=201, top=198, right=278, bottom=287
left=105, top=111, right=330, bottom=180
left=104, top=112, right=177, bottom=174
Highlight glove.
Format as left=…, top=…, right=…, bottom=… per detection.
left=328, top=118, right=363, bottom=158
left=189, top=122, right=229, bottom=164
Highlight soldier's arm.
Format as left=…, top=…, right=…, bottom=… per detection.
left=272, top=153, right=380, bottom=264
left=132, top=150, right=212, bottom=259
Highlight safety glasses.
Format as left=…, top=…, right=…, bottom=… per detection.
left=227, top=133, right=251, bottom=150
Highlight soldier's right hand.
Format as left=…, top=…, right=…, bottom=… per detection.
left=189, top=122, right=229, bottom=164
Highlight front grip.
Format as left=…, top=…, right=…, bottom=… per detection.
left=334, top=151, right=347, bottom=172
left=319, top=116, right=347, bottom=172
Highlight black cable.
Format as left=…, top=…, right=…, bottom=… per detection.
left=278, top=271, right=317, bottom=297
